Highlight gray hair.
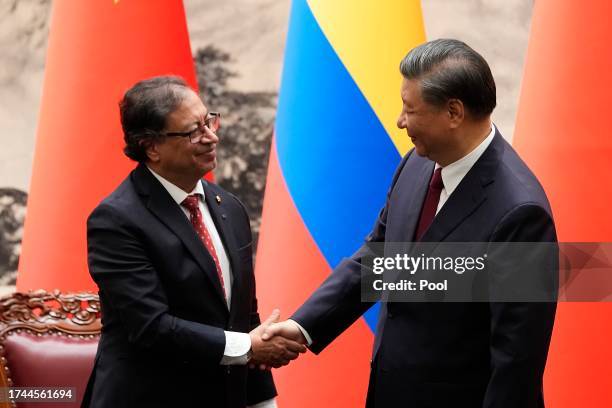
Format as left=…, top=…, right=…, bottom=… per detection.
left=399, top=39, right=496, bottom=118
left=119, top=75, right=194, bottom=162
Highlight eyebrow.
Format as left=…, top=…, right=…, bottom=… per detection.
left=184, top=111, right=210, bottom=130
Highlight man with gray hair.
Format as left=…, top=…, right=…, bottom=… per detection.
left=82, top=76, right=306, bottom=408
left=263, top=39, right=557, bottom=407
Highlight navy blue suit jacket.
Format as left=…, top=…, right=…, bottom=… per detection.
left=82, top=164, right=276, bottom=408
left=293, top=131, right=557, bottom=408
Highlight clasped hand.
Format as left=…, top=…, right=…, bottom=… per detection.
left=249, top=309, right=307, bottom=369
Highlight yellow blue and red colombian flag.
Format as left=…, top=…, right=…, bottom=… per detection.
left=256, top=0, right=424, bottom=405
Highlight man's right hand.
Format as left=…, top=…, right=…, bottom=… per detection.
left=249, top=309, right=307, bottom=369
left=262, top=319, right=307, bottom=345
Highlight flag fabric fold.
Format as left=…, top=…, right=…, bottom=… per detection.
left=513, top=1, right=612, bottom=406
left=256, top=0, right=424, bottom=405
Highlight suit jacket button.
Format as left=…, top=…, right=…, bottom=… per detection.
left=226, top=367, right=231, bottom=374
left=387, top=312, right=394, bottom=319
left=228, top=325, right=233, bottom=330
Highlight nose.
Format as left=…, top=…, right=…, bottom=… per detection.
left=201, top=126, right=219, bottom=144
left=397, top=112, right=406, bottom=129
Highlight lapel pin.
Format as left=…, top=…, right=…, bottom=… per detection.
left=215, top=195, right=222, bottom=204
left=221, top=214, right=227, bottom=220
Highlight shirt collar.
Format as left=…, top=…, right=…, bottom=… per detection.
left=436, top=123, right=496, bottom=196
left=146, top=166, right=206, bottom=205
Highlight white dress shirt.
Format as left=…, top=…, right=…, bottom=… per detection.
left=148, top=168, right=276, bottom=408
left=149, top=169, right=233, bottom=303
left=435, top=124, right=496, bottom=214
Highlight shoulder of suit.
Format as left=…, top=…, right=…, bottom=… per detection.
left=491, top=149, right=554, bottom=217
left=89, top=174, right=140, bottom=220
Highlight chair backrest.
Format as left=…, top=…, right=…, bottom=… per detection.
left=0, top=290, right=100, bottom=408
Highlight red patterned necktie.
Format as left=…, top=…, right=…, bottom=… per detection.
left=415, top=167, right=444, bottom=241
left=181, top=194, right=227, bottom=300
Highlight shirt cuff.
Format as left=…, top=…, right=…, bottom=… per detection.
left=289, top=319, right=313, bottom=346
left=220, top=331, right=251, bottom=365
left=248, top=398, right=278, bottom=408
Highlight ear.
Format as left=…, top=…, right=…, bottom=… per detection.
left=447, top=99, right=464, bottom=128
left=143, top=140, right=161, bottom=163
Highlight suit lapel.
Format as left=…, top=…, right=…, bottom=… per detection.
left=400, top=160, right=435, bottom=243
left=201, top=181, right=243, bottom=314
left=132, top=165, right=228, bottom=309
left=419, top=131, right=504, bottom=243
left=420, top=173, right=486, bottom=242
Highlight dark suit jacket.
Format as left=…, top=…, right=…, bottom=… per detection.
left=292, top=131, right=557, bottom=408
left=82, top=164, right=276, bottom=408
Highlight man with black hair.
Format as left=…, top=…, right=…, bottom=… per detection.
left=264, top=39, right=557, bottom=408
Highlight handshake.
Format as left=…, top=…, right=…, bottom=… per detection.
left=248, top=309, right=308, bottom=369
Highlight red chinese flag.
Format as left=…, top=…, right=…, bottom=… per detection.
left=18, top=0, right=198, bottom=292
left=513, top=0, right=612, bottom=406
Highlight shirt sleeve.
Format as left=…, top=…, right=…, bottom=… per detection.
left=248, top=398, right=278, bottom=408
left=220, top=331, right=251, bottom=365
left=290, top=319, right=313, bottom=346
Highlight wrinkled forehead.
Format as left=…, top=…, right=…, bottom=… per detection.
left=176, top=88, right=208, bottom=113
left=166, top=89, right=208, bottom=127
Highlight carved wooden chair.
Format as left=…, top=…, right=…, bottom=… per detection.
left=0, top=290, right=100, bottom=407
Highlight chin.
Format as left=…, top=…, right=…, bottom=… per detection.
left=198, top=161, right=216, bottom=176
left=413, top=145, right=428, bottom=158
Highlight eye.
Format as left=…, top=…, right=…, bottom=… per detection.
left=183, top=127, right=197, bottom=137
